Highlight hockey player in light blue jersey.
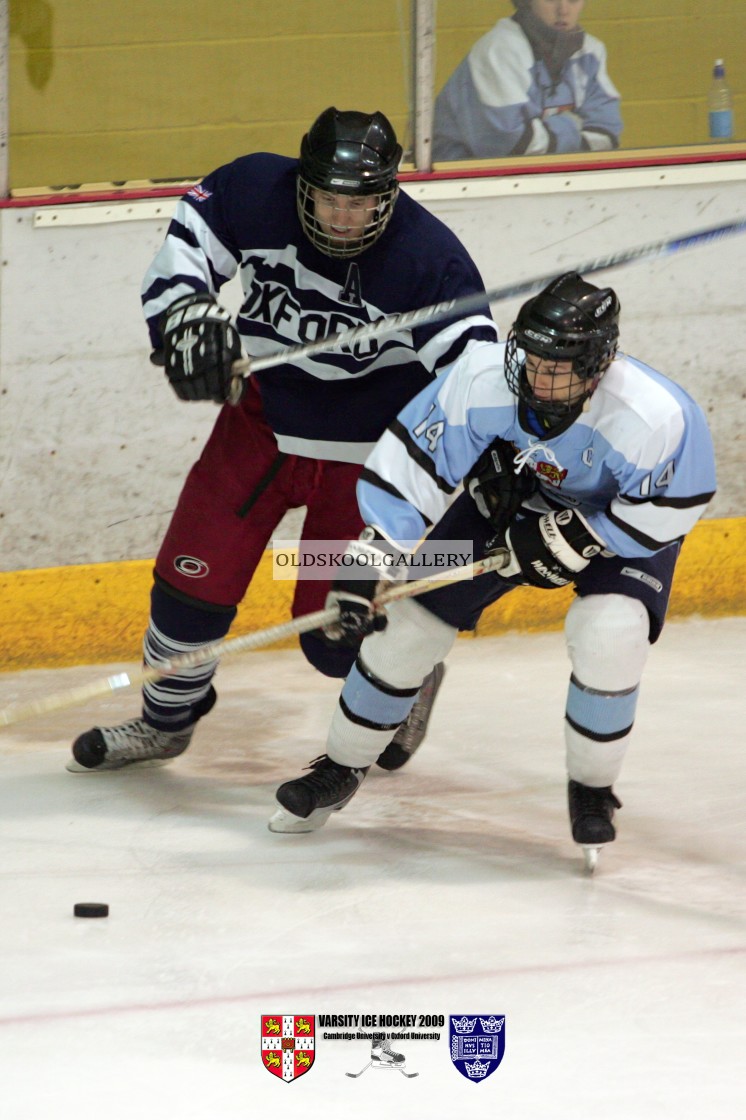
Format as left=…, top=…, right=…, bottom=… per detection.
left=433, top=0, right=622, bottom=161
left=67, top=107, right=496, bottom=775
left=270, top=273, right=717, bottom=869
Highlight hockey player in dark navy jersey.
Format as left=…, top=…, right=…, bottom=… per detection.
left=269, top=274, right=716, bottom=870
left=67, top=107, right=496, bottom=775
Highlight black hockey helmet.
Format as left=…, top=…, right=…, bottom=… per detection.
left=505, top=272, right=620, bottom=424
left=297, top=107, right=402, bottom=257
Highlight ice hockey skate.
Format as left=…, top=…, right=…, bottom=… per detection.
left=268, top=755, right=369, bottom=833
left=376, top=662, right=446, bottom=771
left=66, top=688, right=216, bottom=772
left=568, top=779, right=622, bottom=872
left=346, top=1035, right=418, bottom=1078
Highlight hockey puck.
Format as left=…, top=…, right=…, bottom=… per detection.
left=73, top=902, right=109, bottom=918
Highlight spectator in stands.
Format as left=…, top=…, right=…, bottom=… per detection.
left=433, top=0, right=621, bottom=161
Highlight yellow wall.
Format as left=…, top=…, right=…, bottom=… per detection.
left=9, top=1, right=746, bottom=190
left=1, top=518, right=743, bottom=672
left=9, top=0, right=412, bottom=188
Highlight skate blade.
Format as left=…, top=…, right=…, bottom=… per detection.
left=268, top=805, right=334, bottom=833
left=372, top=1062, right=417, bottom=1076
left=65, top=757, right=171, bottom=773
left=581, top=844, right=605, bottom=873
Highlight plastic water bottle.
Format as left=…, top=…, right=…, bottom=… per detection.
left=708, top=59, right=733, bottom=140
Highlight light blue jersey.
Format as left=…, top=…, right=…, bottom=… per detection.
left=358, top=342, right=716, bottom=558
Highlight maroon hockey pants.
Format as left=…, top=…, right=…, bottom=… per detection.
left=155, top=380, right=365, bottom=618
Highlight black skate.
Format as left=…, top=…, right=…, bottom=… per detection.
left=67, top=688, right=216, bottom=772
left=269, top=755, right=369, bottom=833
left=568, top=779, right=622, bottom=872
left=376, top=662, right=446, bottom=771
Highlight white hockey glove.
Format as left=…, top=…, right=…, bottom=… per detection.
left=487, top=508, right=608, bottom=590
left=160, top=292, right=243, bottom=403
left=323, top=529, right=407, bottom=648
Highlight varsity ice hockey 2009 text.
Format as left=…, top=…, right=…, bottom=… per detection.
left=318, top=1014, right=444, bottom=1028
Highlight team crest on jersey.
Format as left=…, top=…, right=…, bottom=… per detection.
left=535, top=460, right=568, bottom=486
left=449, top=1014, right=505, bottom=1083
left=261, top=1015, right=315, bottom=1082
left=187, top=185, right=212, bottom=202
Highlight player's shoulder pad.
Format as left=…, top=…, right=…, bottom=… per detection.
left=395, top=189, right=478, bottom=259
left=195, top=152, right=294, bottom=194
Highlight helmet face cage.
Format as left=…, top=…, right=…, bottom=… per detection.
left=505, top=273, right=620, bottom=422
left=297, top=178, right=399, bottom=259
left=297, top=107, right=402, bottom=258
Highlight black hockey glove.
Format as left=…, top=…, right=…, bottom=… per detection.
left=487, top=508, right=608, bottom=590
left=323, top=529, right=407, bottom=648
left=159, top=292, right=243, bottom=403
left=466, top=439, right=537, bottom=535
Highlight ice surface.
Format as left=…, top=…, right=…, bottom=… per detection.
left=1, top=618, right=744, bottom=1119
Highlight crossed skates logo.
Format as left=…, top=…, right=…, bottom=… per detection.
left=346, top=1035, right=419, bottom=1079
left=260, top=1015, right=315, bottom=1082
left=449, top=1014, right=506, bottom=1083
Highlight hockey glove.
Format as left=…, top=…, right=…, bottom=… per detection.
left=323, top=529, right=406, bottom=648
left=487, top=508, right=608, bottom=590
left=160, top=293, right=243, bottom=403
left=466, top=439, right=537, bottom=535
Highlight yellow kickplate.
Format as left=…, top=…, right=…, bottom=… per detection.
left=0, top=519, right=743, bottom=671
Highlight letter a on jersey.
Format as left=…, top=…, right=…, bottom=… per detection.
left=261, top=1014, right=315, bottom=1081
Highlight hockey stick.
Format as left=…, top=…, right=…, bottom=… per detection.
left=0, top=550, right=509, bottom=728
left=345, top=1062, right=372, bottom=1078
left=228, top=216, right=746, bottom=397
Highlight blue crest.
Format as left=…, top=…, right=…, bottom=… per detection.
left=449, top=1014, right=506, bottom=1082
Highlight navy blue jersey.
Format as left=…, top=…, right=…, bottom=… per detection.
left=142, top=153, right=497, bottom=463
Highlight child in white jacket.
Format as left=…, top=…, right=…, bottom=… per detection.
left=434, top=0, right=622, bottom=160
